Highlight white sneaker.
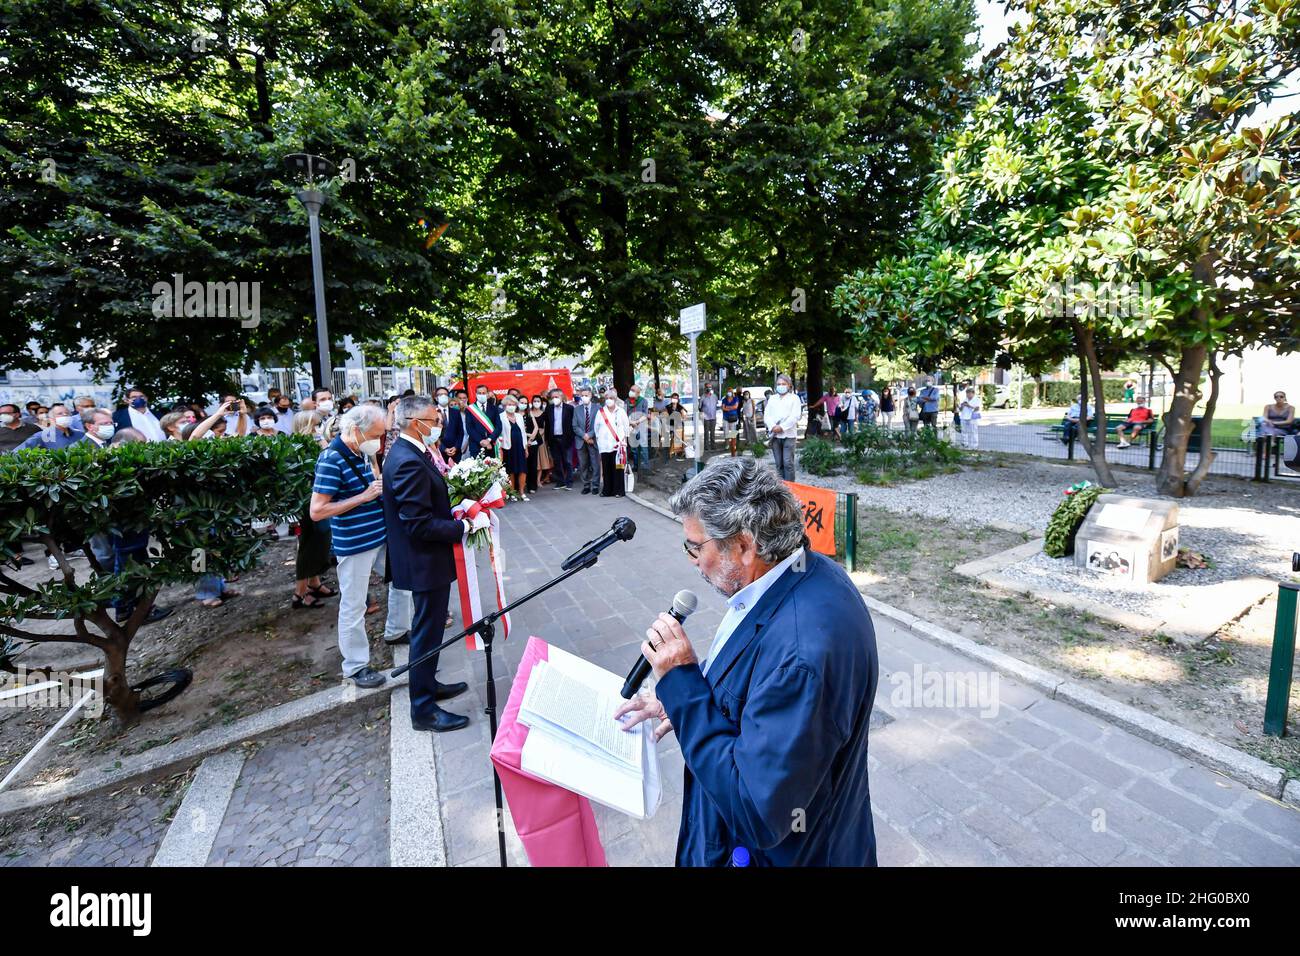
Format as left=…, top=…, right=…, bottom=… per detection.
left=1117, top=440, right=1130, bottom=448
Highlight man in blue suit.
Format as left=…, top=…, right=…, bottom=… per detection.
left=463, top=383, right=500, bottom=457
left=616, top=457, right=878, bottom=866
left=381, top=395, right=487, bottom=732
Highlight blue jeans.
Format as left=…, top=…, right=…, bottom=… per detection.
left=195, top=574, right=226, bottom=602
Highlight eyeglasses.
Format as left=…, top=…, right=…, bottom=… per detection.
left=682, top=536, right=721, bottom=559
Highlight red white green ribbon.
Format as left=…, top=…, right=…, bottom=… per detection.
left=451, top=482, right=511, bottom=649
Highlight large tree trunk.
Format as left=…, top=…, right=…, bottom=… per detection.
left=804, top=343, right=824, bottom=413
left=1157, top=254, right=1218, bottom=497
left=1183, top=352, right=1222, bottom=496
left=1072, top=321, right=1117, bottom=487
left=1156, top=343, right=1207, bottom=497
left=606, top=316, right=636, bottom=397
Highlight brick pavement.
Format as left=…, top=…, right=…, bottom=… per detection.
left=205, top=703, right=389, bottom=866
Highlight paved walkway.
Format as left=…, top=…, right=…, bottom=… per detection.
left=430, top=485, right=1300, bottom=866
left=5, top=481, right=1298, bottom=866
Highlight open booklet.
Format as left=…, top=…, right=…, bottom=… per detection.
left=517, top=645, right=662, bottom=820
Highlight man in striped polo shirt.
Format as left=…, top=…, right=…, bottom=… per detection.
left=309, top=404, right=414, bottom=688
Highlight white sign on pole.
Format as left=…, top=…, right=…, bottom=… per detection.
left=679, top=303, right=706, bottom=335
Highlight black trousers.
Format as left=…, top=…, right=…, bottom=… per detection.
left=409, top=582, right=451, bottom=721
left=547, top=435, right=572, bottom=486
left=600, top=451, right=626, bottom=496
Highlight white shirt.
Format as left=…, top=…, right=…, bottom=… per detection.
left=593, top=403, right=629, bottom=453
left=763, top=391, right=801, bottom=438
left=702, top=547, right=805, bottom=676
left=128, top=406, right=166, bottom=441
left=959, top=394, right=982, bottom=420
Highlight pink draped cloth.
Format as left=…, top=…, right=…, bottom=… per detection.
left=489, top=636, right=608, bottom=866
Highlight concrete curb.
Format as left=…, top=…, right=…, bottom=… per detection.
left=0, top=669, right=409, bottom=818
left=151, top=749, right=245, bottom=867
left=627, top=491, right=678, bottom=523
left=955, top=537, right=1275, bottom=644
left=859, top=592, right=1289, bottom=801
left=387, top=646, right=448, bottom=866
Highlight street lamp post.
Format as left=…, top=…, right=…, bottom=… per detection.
left=297, top=188, right=331, bottom=388
left=284, top=153, right=338, bottom=388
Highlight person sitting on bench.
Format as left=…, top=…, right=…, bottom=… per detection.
left=1060, top=395, right=1091, bottom=445
left=1116, top=396, right=1155, bottom=448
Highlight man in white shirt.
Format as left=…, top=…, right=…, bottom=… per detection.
left=763, top=374, right=802, bottom=481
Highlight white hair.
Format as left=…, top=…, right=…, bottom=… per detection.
left=340, top=403, right=385, bottom=439
left=669, top=457, right=806, bottom=563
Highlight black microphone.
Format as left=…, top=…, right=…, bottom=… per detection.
left=620, top=589, right=699, bottom=698
left=560, top=516, right=636, bottom=571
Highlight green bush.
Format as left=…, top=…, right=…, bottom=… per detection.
left=1037, top=380, right=1127, bottom=406
left=0, top=435, right=320, bottom=720
left=1043, top=484, right=1110, bottom=558
left=798, top=437, right=842, bottom=475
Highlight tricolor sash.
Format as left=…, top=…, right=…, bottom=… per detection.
left=599, top=407, right=627, bottom=468
left=451, top=482, right=511, bottom=649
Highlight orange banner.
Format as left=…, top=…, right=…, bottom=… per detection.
left=455, top=369, right=574, bottom=401
left=784, top=480, right=837, bottom=557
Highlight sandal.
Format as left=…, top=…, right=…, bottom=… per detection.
left=309, top=584, right=337, bottom=598
left=293, top=593, right=325, bottom=609
left=220, top=589, right=240, bottom=600
left=200, top=598, right=224, bottom=608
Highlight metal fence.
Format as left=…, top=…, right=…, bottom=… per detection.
left=926, top=411, right=1300, bottom=482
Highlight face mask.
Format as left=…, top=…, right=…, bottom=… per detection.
left=278, top=405, right=290, bottom=413
left=580, top=395, right=590, bottom=404
left=259, top=419, right=275, bottom=429
left=0, top=414, right=13, bottom=425
left=317, top=400, right=334, bottom=412
left=436, top=395, right=449, bottom=407
left=551, top=397, right=562, bottom=406
left=131, top=397, right=147, bottom=409
left=531, top=401, right=542, bottom=410
left=477, top=394, right=488, bottom=404
left=605, top=398, right=616, bottom=407
left=95, top=424, right=115, bottom=439
left=421, top=424, right=442, bottom=447
left=629, top=392, right=638, bottom=400
left=54, top=415, right=74, bottom=428
left=504, top=404, right=517, bottom=413
left=776, top=385, right=789, bottom=395
left=359, top=438, right=381, bottom=457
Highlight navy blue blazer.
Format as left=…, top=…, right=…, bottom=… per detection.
left=463, top=402, right=500, bottom=452
left=655, top=550, right=879, bottom=866
left=544, top=401, right=575, bottom=444
left=440, top=406, right=465, bottom=457
left=380, top=437, right=465, bottom=592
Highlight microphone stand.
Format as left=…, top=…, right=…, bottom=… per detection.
left=391, top=551, right=603, bottom=868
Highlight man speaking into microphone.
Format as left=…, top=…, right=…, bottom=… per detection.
left=614, top=457, right=878, bottom=866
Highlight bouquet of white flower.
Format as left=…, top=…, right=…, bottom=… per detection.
left=446, top=454, right=513, bottom=549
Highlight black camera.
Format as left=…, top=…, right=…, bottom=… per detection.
left=1293, top=552, right=1300, bottom=573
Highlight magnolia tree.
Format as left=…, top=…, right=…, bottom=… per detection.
left=837, top=0, right=1300, bottom=495
left=0, top=435, right=318, bottom=722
